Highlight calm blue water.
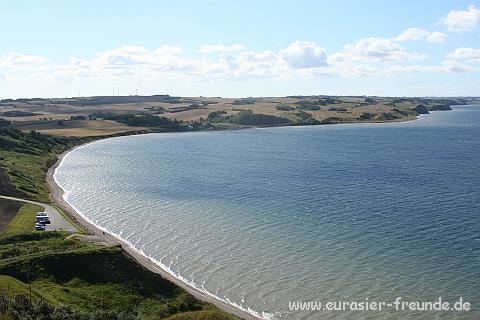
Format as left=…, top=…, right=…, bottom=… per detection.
left=55, top=106, right=480, bottom=319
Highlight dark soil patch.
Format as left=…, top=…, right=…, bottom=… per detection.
left=0, top=198, right=22, bottom=232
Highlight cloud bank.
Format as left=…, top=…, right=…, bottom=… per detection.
left=2, top=5, right=480, bottom=86
left=0, top=38, right=476, bottom=84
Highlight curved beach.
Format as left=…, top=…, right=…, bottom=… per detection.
left=46, top=140, right=261, bottom=320
left=46, top=106, right=480, bottom=320
left=44, top=115, right=437, bottom=320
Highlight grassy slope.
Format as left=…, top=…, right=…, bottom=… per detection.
left=0, top=128, right=147, bottom=202
left=1, top=203, right=43, bottom=237
left=0, top=128, right=87, bottom=202
left=1, top=148, right=52, bottom=201
left=0, top=233, right=236, bottom=319
left=0, top=275, right=46, bottom=301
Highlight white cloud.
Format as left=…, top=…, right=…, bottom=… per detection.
left=336, top=63, right=379, bottom=78
left=446, top=47, right=480, bottom=63
left=386, top=65, right=441, bottom=74
left=198, top=44, right=246, bottom=53
left=387, top=60, right=479, bottom=75
left=383, top=61, right=479, bottom=76
left=426, top=31, right=448, bottom=43
left=0, top=52, right=52, bottom=82
left=94, top=45, right=186, bottom=68
left=0, top=52, right=47, bottom=68
left=278, top=40, right=327, bottom=68
left=66, top=45, right=217, bottom=80
left=394, top=28, right=447, bottom=43
left=394, top=27, right=430, bottom=41
left=329, top=37, right=425, bottom=64
left=442, top=5, right=480, bottom=32
left=234, top=50, right=281, bottom=78
left=1, top=39, right=478, bottom=85
left=441, top=60, right=475, bottom=73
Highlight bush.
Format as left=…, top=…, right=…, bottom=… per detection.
left=231, top=99, right=255, bottom=105
left=92, top=113, right=182, bottom=128
left=0, top=293, right=137, bottom=320
left=70, top=115, right=87, bottom=120
left=328, top=107, right=347, bottom=112
left=0, top=118, right=12, bottom=128
left=233, top=110, right=290, bottom=126
left=359, top=112, right=374, bottom=120
left=275, top=105, right=295, bottom=111
left=207, top=111, right=227, bottom=122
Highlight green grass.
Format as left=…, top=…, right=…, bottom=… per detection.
left=1, top=203, right=43, bottom=238
left=0, top=232, right=96, bottom=263
left=0, top=128, right=146, bottom=202
left=0, top=275, right=36, bottom=298
left=0, top=128, right=87, bottom=202
left=0, top=150, right=53, bottom=201
left=0, top=232, right=237, bottom=319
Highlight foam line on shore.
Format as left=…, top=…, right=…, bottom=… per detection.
left=50, top=142, right=276, bottom=320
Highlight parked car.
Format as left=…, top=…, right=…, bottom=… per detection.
left=35, top=222, right=46, bottom=231
left=36, top=216, right=51, bottom=224
left=36, top=212, right=50, bottom=224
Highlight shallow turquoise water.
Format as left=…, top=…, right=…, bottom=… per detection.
left=55, top=106, right=480, bottom=319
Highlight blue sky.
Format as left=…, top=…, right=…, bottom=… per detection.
left=1, top=0, right=479, bottom=98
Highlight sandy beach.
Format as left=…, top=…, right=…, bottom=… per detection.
left=46, top=142, right=259, bottom=320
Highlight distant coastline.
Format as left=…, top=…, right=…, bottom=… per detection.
left=2, top=95, right=477, bottom=138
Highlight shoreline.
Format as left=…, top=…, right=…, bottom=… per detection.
left=43, top=107, right=459, bottom=320
left=46, top=144, right=262, bottom=320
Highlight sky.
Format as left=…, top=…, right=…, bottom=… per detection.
left=1, top=0, right=480, bottom=98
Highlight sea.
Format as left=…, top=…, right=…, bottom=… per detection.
left=54, top=105, right=480, bottom=319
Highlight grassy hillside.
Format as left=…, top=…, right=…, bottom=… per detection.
left=0, top=128, right=146, bottom=202
left=0, top=128, right=87, bottom=201
left=0, top=231, right=237, bottom=320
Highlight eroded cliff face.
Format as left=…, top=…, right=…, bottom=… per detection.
left=0, top=167, right=25, bottom=197
left=430, top=104, right=453, bottom=111
left=413, top=105, right=430, bottom=115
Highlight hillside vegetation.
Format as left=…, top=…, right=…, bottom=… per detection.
left=0, top=233, right=236, bottom=320
left=0, top=209, right=237, bottom=320
left=0, top=128, right=86, bottom=201
left=2, top=95, right=476, bottom=137
left=0, top=128, right=144, bottom=202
